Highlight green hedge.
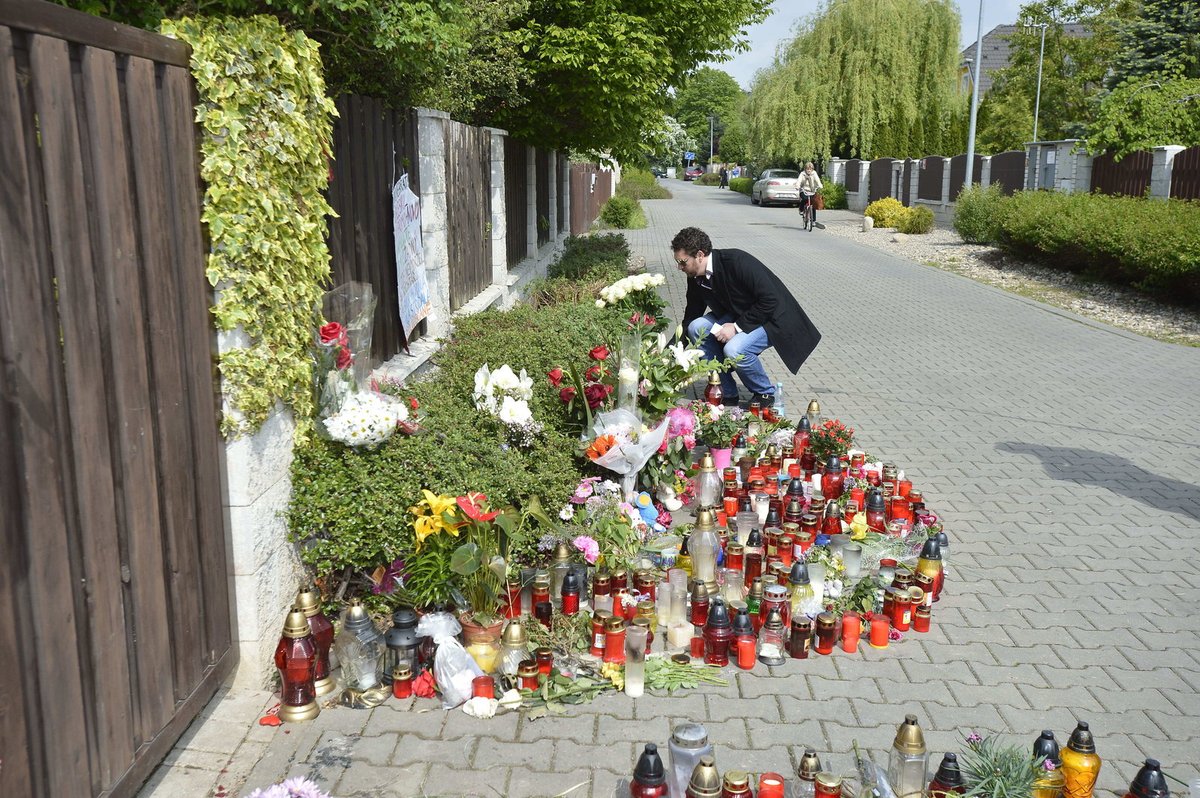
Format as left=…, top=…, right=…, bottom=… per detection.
left=993, top=191, right=1200, bottom=303
left=600, top=194, right=647, bottom=228
left=695, top=172, right=721, bottom=186
left=730, top=177, right=753, bottom=195
left=821, top=182, right=847, bottom=210
left=897, top=205, right=935, bottom=234
left=954, top=184, right=1004, bottom=244
left=618, top=168, right=672, bottom=200
left=547, top=234, right=629, bottom=280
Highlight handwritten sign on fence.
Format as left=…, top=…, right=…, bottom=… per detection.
left=392, top=174, right=430, bottom=338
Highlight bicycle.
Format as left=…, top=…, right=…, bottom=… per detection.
left=799, top=190, right=817, bottom=231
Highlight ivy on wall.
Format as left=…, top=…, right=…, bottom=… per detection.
left=163, top=16, right=336, bottom=438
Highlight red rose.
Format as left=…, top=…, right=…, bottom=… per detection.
left=547, top=368, right=564, bottom=387
left=335, top=347, right=353, bottom=370
left=588, top=345, right=610, bottom=361
left=559, top=386, right=577, bottom=403
left=642, top=314, right=656, bottom=326
left=408, top=397, right=420, bottom=410
left=584, top=383, right=608, bottom=409
left=319, top=322, right=346, bottom=345
left=584, top=363, right=603, bottom=382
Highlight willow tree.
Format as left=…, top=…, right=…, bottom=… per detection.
left=746, top=0, right=963, bottom=161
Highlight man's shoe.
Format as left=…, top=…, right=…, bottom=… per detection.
left=750, top=392, right=775, bottom=408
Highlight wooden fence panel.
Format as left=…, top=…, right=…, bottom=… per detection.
left=918, top=157, right=945, bottom=200
left=845, top=159, right=861, bottom=192
left=570, top=162, right=611, bottom=234
left=505, top=137, right=528, bottom=267
left=445, top=119, right=492, bottom=309
left=989, top=150, right=1026, bottom=195
left=902, top=159, right=914, bottom=205
left=536, top=148, right=551, bottom=246
left=868, top=158, right=894, bottom=202
left=1171, top=146, right=1200, bottom=200
left=949, top=153, right=982, bottom=201
left=0, top=3, right=233, bottom=795
left=327, top=96, right=420, bottom=358
left=1090, top=150, right=1152, bottom=197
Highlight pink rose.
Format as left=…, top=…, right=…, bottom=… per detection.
left=573, top=535, right=600, bottom=564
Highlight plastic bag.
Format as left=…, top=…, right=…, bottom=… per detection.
left=416, top=612, right=461, bottom=640
left=434, top=636, right=484, bottom=709
left=587, top=409, right=670, bottom=500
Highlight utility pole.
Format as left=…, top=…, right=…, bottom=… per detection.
left=964, top=0, right=984, bottom=188
left=709, top=115, right=715, bottom=163
left=1029, top=20, right=1049, bottom=142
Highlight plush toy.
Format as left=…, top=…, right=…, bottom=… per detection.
left=635, top=491, right=666, bottom=532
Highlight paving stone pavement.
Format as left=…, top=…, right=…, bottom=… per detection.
left=140, top=182, right=1200, bottom=798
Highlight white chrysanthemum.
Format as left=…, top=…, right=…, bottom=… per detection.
left=498, top=396, right=533, bottom=425
left=324, top=392, right=404, bottom=447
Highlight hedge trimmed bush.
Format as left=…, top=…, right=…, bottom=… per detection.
left=897, top=206, right=935, bottom=234
left=600, top=194, right=647, bottom=228
left=954, top=184, right=1005, bottom=244
left=865, top=197, right=906, bottom=228
left=993, top=191, right=1200, bottom=303
left=730, top=177, right=753, bottom=195
left=820, top=182, right=847, bottom=210
left=547, top=234, right=629, bottom=280
left=695, top=172, right=721, bottom=186
left=618, top=167, right=671, bottom=200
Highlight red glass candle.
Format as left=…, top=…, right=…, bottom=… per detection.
left=472, top=675, right=495, bottom=699
left=392, top=664, right=413, bottom=699
left=913, top=606, right=931, bottom=632
left=736, top=634, right=756, bottom=670
left=690, top=592, right=710, bottom=627
left=561, top=577, right=580, bottom=616
left=841, top=612, right=862, bottom=653
left=690, top=634, right=705, bottom=659
left=532, top=578, right=550, bottom=607
left=898, top=479, right=912, bottom=498
left=590, top=611, right=610, bottom=657
left=816, top=773, right=844, bottom=798
left=592, top=572, right=612, bottom=598
left=518, top=660, right=540, bottom=690
left=704, top=623, right=732, bottom=667
left=744, top=552, right=763, bottom=583
left=882, top=587, right=897, bottom=620
left=850, top=486, right=865, bottom=509
left=866, top=508, right=886, bottom=532
left=821, top=469, right=845, bottom=501
left=792, top=532, right=814, bottom=558
left=869, top=614, right=890, bottom=648
left=534, top=600, right=553, bottom=628
left=821, top=512, right=842, bottom=537
left=788, top=617, right=812, bottom=658
left=725, top=543, right=745, bottom=571
left=535, top=646, right=555, bottom=675
left=814, top=613, right=837, bottom=655
left=603, top=617, right=626, bottom=664
left=778, top=534, right=794, bottom=566
left=759, top=773, right=786, bottom=798
left=889, top=494, right=911, bottom=524
left=274, top=623, right=318, bottom=721
left=705, top=379, right=723, bottom=406
left=723, top=495, right=739, bottom=517
left=891, top=594, right=912, bottom=632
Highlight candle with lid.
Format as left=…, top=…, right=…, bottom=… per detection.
left=500, top=618, right=530, bottom=675
left=788, top=616, right=812, bottom=659
left=1060, top=721, right=1102, bottom=798
left=695, top=453, right=722, bottom=508
left=689, top=509, right=720, bottom=586
left=632, top=743, right=669, bottom=798
left=391, top=664, right=413, bottom=699
left=294, top=586, right=337, bottom=697
left=603, top=617, right=626, bottom=664
left=1032, top=730, right=1065, bottom=798
left=334, top=600, right=384, bottom=691
left=757, top=606, right=788, bottom=666
left=275, top=607, right=320, bottom=723
left=927, top=753, right=965, bottom=798
left=721, top=770, right=753, bottom=798
left=888, top=714, right=929, bottom=798
left=704, top=371, right=724, bottom=406
left=703, top=598, right=733, bottom=667
left=1123, top=758, right=1169, bottom=798
left=686, top=755, right=722, bottom=798
left=795, top=750, right=822, bottom=798
left=815, top=773, right=842, bottom=798
left=916, top=537, right=944, bottom=602
left=814, top=612, right=837, bottom=654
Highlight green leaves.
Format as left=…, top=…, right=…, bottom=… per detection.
left=450, top=542, right=483, bottom=575
left=644, top=657, right=729, bottom=692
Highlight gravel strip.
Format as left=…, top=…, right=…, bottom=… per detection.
left=822, top=217, right=1200, bottom=347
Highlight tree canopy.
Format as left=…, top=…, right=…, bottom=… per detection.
left=744, top=0, right=964, bottom=162
left=57, top=0, right=771, bottom=159
left=672, top=67, right=746, bottom=156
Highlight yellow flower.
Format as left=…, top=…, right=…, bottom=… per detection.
left=849, top=511, right=869, bottom=541
left=413, top=513, right=443, bottom=547
left=422, top=489, right=457, bottom=518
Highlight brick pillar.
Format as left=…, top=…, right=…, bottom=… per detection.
left=484, top=127, right=507, bottom=285
left=414, top=107, right=451, bottom=338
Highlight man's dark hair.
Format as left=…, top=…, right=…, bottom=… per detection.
left=671, top=227, right=712, bottom=255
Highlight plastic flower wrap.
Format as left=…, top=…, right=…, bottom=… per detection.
left=322, top=391, right=409, bottom=448
left=584, top=408, right=670, bottom=500
left=246, top=777, right=331, bottom=798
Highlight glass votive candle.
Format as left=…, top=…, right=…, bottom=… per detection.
left=841, top=611, right=862, bottom=653
left=722, top=569, right=745, bottom=603
left=759, top=773, right=786, bottom=798
left=814, top=613, right=837, bottom=655
left=668, top=620, right=693, bottom=651
left=534, top=600, right=553, bottom=628
left=843, top=544, right=863, bottom=578
left=723, top=495, right=739, bottom=517
left=877, top=558, right=897, bottom=584
left=869, top=614, right=890, bottom=648
left=472, top=675, right=495, bottom=699
left=690, top=634, right=705, bottom=659
left=912, top=606, right=931, bottom=632
left=828, top=534, right=849, bottom=558
left=806, top=562, right=827, bottom=592
left=518, top=660, right=540, bottom=690
left=656, top=583, right=675, bottom=624
left=535, top=646, right=554, bottom=675
left=754, top=492, right=771, bottom=526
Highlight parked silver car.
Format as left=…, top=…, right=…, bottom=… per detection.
left=751, top=169, right=801, bottom=207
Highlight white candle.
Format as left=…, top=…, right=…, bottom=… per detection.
left=667, top=621, right=693, bottom=651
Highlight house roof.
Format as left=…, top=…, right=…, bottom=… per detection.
left=960, top=23, right=1091, bottom=96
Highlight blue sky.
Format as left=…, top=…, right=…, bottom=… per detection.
left=713, top=0, right=1027, bottom=89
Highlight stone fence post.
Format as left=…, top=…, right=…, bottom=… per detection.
left=414, top=107, right=452, bottom=339
left=826, top=158, right=846, bottom=185
left=485, top=127, right=508, bottom=287
left=1151, top=145, right=1186, bottom=200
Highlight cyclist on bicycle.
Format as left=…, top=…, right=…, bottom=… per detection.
left=797, top=162, right=823, bottom=230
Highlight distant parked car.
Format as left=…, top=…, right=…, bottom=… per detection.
left=684, top=166, right=705, bottom=181
left=751, top=169, right=801, bottom=206
left=650, top=165, right=668, bottom=178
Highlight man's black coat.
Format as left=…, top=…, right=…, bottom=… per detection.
left=681, top=248, right=821, bottom=373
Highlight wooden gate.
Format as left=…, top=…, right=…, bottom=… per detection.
left=445, top=119, right=492, bottom=310
left=0, top=2, right=232, bottom=796
left=570, top=162, right=611, bottom=234
left=868, top=158, right=894, bottom=202
left=989, top=150, right=1026, bottom=195
left=1090, top=150, right=1152, bottom=197
left=1171, top=146, right=1200, bottom=200
left=327, top=95, right=420, bottom=357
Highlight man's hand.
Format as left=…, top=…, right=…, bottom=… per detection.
left=712, top=323, right=738, bottom=343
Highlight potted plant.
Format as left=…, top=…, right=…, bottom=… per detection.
left=448, top=492, right=518, bottom=671
left=692, top=401, right=746, bottom=468
left=808, top=418, right=855, bottom=464
left=402, top=490, right=465, bottom=611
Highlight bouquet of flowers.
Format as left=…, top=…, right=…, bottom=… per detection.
left=556, top=477, right=652, bottom=566
left=322, top=391, right=412, bottom=448
left=370, top=376, right=422, bottom=435
left=635, top=322, right=725, bottom=414
left=594, top=272, right=667, bottom=316
left=641, top=405, right=698, bottom=500
left=313, top=320, right=356, bottom=418
left=549, top=343, right=617, bottom=431
left=691, top=400, right=746, bottom=450
left=582, top=408, right=670, bottom=500
left=809, top=418, right=855, bottom=462
left=473, top=363, right=542, bottom=447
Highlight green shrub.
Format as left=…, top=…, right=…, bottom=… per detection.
left=547, top=234, right=629, bottom=280
left=864, top=197, right=906, bottom=228
left=954, top=184, right=1005, bottom=244
left=730, top=177, right=753, bottom=195
left=695, top=172, right=721, bottom=186
left=600, top=194, right=646, bottom=228
left=897, top=205, right=935, bottom=234
left=618, top=168, right=671, bottom=200
left=993, top=191, right=1200, bottom=303
left=820, top=182, right=847, bottom=209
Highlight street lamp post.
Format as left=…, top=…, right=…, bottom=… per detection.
left=1027, top=20, right=1049, bottom=142
left=964, top=0, right=984, bottom=188
left=709, top=115, right=715, bottom=163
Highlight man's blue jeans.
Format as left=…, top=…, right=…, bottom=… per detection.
left=687, top=314, right=773, bottom=399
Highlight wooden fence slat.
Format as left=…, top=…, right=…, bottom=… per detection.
left=81, top=42, right=169, bottom=767
left=1171, top=146, right=1200, bottom=200
left=125, top=54, right=192, bottom=737
left=0, top=27, right=93, bottom=798
left=160, top=63, right=230, bottom=671
left=0, top=0, right=190, bottom=65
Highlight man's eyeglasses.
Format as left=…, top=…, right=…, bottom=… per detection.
left=675, top=255, right=691, bottom=266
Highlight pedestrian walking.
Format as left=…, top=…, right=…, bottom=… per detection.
left=672, top=227, right=821, bottom=407
left=719, top=166, right=729, bottom=189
